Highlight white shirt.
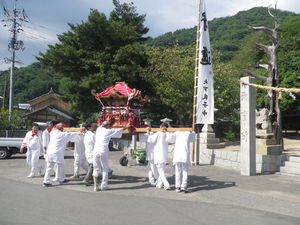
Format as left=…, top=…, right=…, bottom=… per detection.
left=46, top=129, right=80, bottom=163
left=171, top=131, right=196, bottom=164
left=42, top=129, right=51, bottom=150
left=84, top=130, right=95, bottom=164
left=70, top=132, right=85, bottom=157
left=139, top=132, right=155, bottom=161
left=22, top=130, right=43, bottom=152
left=149, top=131, right=172, bottom=164
left=93, top=126, right=123, bottom=154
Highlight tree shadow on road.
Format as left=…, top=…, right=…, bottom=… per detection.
left=186, top=175, right=236, bottom=193
left=60, top=174, right=151, bottom=190
left=165, top=175, right=235, bottom=193
left=58, top=173, right=236, bottom=192
left=107, top=175, right=153, bottom=190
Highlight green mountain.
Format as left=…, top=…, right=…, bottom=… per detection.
left=0, top=62, right=60, bottom=106
left=146, top=7, right=297, bottom=48
left=146, top=7, right=298, bottom=62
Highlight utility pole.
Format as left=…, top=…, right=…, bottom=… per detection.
left=9, top=0, right=17, bottom=118
left=2, top=0, right=27, bottom=119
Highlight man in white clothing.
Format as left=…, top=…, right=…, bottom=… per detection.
left=83, top=123, right=97, bottom=185
left=42, top=121, right=54, bottom=159
left=20, top=123, right=43, bottom=178
left=139, top=126, right=158, bottom=186
left=171, top=131, right=195, bottom=193
left=148, top=123, right=172, bottom=190
left=70, top=125, right=88, bottom=179
left=93, top=121, right=128, bottom=191
left=42, top=121, right=58, bottom=180
left=43, top=123, right=81, bottom=187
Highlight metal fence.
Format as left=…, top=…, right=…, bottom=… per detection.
left=0, top=130, right=27, bottom=138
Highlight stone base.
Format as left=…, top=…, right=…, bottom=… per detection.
left=200, top=137, right=220, bottom=144
left=200, top=124, right=225, bottom=149
left=256, top=131, right=282, bottom=155
left=256, top=144, right=282, bottom=155
left=200, top=143, right=225, bottom=150
left=256, top=136, right=282, bottom=155
left=256, top=138, right=276, bottom=146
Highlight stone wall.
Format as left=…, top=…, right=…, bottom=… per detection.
left=111, top=139, right=286, bottom=174
left=199, top=147, right=287, bottom=173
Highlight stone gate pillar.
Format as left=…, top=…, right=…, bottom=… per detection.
left=240, top=76, right=256, bottom=176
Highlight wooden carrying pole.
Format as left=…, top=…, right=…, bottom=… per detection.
left=64, top=127, right=193, bottom=134
left=191, top=0, right=202, bottom=165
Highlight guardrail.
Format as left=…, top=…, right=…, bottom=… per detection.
left=0, top=130, right=27, bottom=138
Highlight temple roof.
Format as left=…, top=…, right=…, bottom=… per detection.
left=25, top=106, right=73, bottom=120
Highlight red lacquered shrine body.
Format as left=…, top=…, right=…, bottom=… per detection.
left=94, top=82, right=148, bottom=131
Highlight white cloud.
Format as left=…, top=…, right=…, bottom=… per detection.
left=22, top=25, right=58, bottom=44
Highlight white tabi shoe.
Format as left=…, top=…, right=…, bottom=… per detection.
left=156, top=184, right=163, bottom=189
left=42, top=183, right=52, bottom=188
left=94, top=185, right=100, bottom=192
left=164, top=186, right=171, bottom=191
left=181, top=188, right=189, bottom=193
left=100, top=185, right=108, bottom=191
left=27, top=173, right=35, bottom=178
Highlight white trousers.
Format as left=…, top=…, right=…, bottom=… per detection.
left=43, top=154, right=57, bottom=177
left=156, top=163, right=170, bottom=188
left=26, top=150, right=40, bottom=175
left=43, top=161, right=65, bottom=183
left=174, top=162, right=189, bottom=189
left=148, top=160, right=158, bottom=185
left=73, top=153, right=88, bottom=176
left=93, top=152, right=108, bottom=188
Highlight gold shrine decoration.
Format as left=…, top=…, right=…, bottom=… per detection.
left=64, top=127, right=193, bottom=134
left=240, top=81, right=300, bottom=94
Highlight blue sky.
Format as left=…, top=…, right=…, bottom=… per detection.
left=0, top=0, right=299, bottom=70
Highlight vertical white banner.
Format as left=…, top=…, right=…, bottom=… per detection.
left=196, top=0, right=214, bottom=125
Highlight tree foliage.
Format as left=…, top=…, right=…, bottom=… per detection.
left=142, top=45, right=240, bottom=133
left=0, top=62, right=60, bottom=107
left=143, top=45, right=194, bottom=125
left=278, top=15, right=300, bottom=115
left=0, top=108, right=27, bottom=130
left=38, top=0, right=150, bottom=122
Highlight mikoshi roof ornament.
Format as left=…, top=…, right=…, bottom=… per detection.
left=91, top=82, right=148, bottom=132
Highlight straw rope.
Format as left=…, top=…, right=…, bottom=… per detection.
left=240, top=81, right=300, bottom=94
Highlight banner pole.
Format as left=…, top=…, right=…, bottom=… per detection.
left=192, top=0, right=202, bottom=165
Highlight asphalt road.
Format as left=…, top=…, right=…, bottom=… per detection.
left=0, top=150, right=300, bottom=225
